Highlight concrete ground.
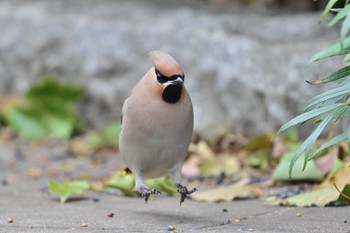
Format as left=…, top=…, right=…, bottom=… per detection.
left=1, top=178, right=349, bottom=233
left=0, top=138, right=349, bottom=233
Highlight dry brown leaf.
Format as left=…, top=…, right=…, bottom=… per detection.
left=191, top=184, right=262, bottom=202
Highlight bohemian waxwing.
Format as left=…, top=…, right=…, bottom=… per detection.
left=119, top=50, right=196, bottom=204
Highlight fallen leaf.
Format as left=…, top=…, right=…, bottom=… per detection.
left=182, top=155, right=201, bottom=177
left=70, top=122, right=121, bottom=155
left=191, top=184, right=262, bottom=202
left=195, top=141, right=216, bottom=160
left=199, top=160, right=224, bottom=177
left=272, top=145, right=324, bottom=182
left=48, top=180, right=89, bottom=203
left=0, top=76, right=83, bottom=140
left=104, top=172, right=136, bottom=197
left=105, top=172, right=177, bottom=196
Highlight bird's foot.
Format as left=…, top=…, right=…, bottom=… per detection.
left=177, top=185, right=197, bottom=205
left=142, top=188, right=162, bottom=203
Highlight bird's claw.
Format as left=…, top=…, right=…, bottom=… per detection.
left=142, top=188, right=162, bottom=203
left=177, top=186, right=197, bottom=205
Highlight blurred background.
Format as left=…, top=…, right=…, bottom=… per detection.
left=1, top=0, right=350, bottom=206
left=0, top=0, right=343, bottom=137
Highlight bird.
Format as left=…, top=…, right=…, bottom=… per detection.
left=119, top=50, right=196, bottom=204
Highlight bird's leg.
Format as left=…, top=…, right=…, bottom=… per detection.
left=135, top=177, right=161, bottom=203
left=141, top=188, right=162, bottom=203
left=176, top=184, right=197, bottom=205
left=171, top=164, right=197, bottom=205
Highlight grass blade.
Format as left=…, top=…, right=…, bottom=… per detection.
left=348, top=125, right=350, bottom=152
left=289, top=105, right=349, bottom=178
left=328, top=4, right=350, bottom=27
left=307, top=65, right=350, bottom=84
left=309, top=37, right=350, bottom=63
left=302, top=84, right=350, bottom=111
left=276, top=103, right=347, bottom=136
left=341, top=11, right=350, bottom=39
left=320, top=0, right=339, bottom=23
left=309, top=131, right=347, bottom=159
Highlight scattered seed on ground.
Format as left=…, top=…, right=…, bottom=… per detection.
left=39, top=184, right=48, bottom=193
left=81, top=223, right=88, bottom=227
left=295, top=213, right=302, bottom=217
left=7, top=218, right=13, bottom=223
left=234, top=219, right=240, bottom=223
left=107, top=213, right=114, bottom=218
left=163, top=225, right=175, bottom=231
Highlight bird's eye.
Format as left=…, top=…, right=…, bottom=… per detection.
left=155, top=69, right=168, bottom=84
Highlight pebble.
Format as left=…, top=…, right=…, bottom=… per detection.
left=222, top=208, right=228, bottom=212
left=1, top=179, right=8, bottom=186
left=92, top=196, right=100, bottom=203
left=81, top=223, right=88, bottom=227
left=295, top=213, right=302, bottom=217
left=334, top=201, right=343, bottom=207
left=222, top=220, right=232, bottom=225
left=7, top=218, right=13, bottom=223
left=234, top=219, right=240, bottom=223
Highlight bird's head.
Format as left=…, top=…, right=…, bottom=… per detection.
left=148, top=51, right=185, bottom=104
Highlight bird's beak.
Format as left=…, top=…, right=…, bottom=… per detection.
left=168, top=76, right=184, bottom=86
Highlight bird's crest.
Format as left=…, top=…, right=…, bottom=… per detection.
left=148, top=51, right=184, bottom=77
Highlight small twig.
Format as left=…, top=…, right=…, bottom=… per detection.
left=333, top=183, right=350, bottom=201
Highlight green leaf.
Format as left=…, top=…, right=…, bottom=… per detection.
left=272, top=145, right=324, bottom=182
left=146, top=176, right=177, bottom=195
left=310, top=131, right=347, bottom=158
left=289, top=105, right=349, bottom=178
left=328, top=4, right=350, bottom=27
left=276, top=103, right=347, bottom=136
left=105, top=172, right=177, bottom=197
left=105, top=172, right=137, bottom=196
left=1, top=76, right=83, bottom=140
left=5, top=109, right=47, bottom=139
left=48, top=180, right=90, bottom=203
left=302, top=85, right=350, bottom=112
left=309, top=37, right=350, bottom=63
left=69, top=122, right=121, bottom=155
left=348, top=125, right=350, bottom=152
left=326, top=157, right=345, bottom=179
left=320, top=0, right=339, bottom=23
left=308, top=66, right=350, bottom=84
left=341, top=10, right=350, bottom=40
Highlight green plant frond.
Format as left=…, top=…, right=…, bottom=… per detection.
left=348, top=125, right=350, bottom=152
left=309, top=37, right=350, bottom=63
left=289, top=105, right=349, bottom=178
left=328, top=4, right=350, bottom=27
left=320, top=0, right=339, bottom=23
left=341, top=10, right=350, bottom=40
left=276, top=103, right=347, bottom=138
left=301, top=85, right=350, bottom=112
left=309, top=66, right=350, bottom=84
left=309, top=131, right=347, bottom=159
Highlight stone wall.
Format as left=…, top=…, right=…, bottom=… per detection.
left=0, top=0, right=342, bottom=135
